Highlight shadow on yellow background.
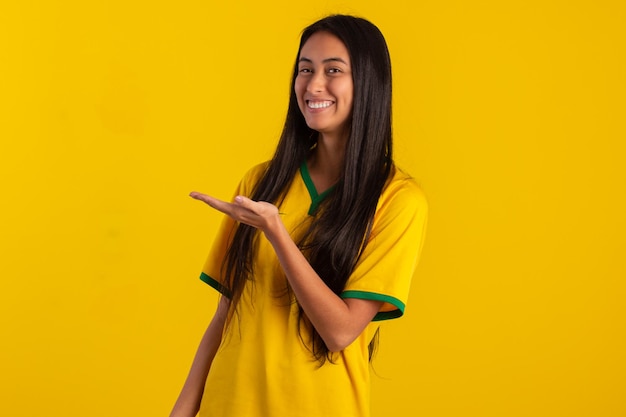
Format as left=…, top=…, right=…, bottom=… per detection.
left=1, top=1, right=624, bottom=416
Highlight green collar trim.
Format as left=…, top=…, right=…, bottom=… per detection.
left=300, top=162, right=335, bottom=215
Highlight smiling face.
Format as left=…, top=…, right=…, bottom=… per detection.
left=294, top=31, right=354, bottom=140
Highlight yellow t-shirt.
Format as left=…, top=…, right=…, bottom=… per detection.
left=198, top=161, right=428, bottom=417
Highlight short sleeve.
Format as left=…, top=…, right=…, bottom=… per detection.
left=199, top=162, right=269, bottom=297
left=340, top=173, right=428, bottom=321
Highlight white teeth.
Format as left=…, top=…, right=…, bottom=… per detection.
left=307, top=100, right=332, bottom=109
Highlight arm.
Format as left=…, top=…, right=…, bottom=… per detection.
left=265, top=217, right=383, bottom=351
left=170, top=296, right=229, bottom=417
left=189, top=193, right=382, bottom=352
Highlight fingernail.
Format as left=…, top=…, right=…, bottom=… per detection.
left=235, top=196, right=243, bottom=203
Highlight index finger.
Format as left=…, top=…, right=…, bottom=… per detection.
left=189, top=191, right=234, bottom=216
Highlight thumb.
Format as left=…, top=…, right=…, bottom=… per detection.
left=234, top=195, right=250, bottom=206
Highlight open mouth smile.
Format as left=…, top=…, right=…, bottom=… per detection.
left=307, top=100, right=334, bottom=109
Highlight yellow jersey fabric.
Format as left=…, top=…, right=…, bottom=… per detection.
left=198, top=161, right=428, bottom=417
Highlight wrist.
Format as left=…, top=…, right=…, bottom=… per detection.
left=263, top=214, right=286, bottom=244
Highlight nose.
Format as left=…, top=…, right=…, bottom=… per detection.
left=306, top=71, right=325, bottom=93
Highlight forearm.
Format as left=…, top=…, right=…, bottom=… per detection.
left=264, top=218, right=381, bottom=352
left=187, top=193, right=381, bottom=351
left=170, top=297, right=229, bottom=417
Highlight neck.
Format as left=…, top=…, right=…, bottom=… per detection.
left=307, top=131, right=347, bottom=193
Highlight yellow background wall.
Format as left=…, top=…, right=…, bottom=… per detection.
left=1, top=1, right=624, bottom=416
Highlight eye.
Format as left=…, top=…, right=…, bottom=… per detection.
left=298, top=68, right=312, bottom=74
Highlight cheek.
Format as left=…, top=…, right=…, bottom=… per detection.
left=294, top=77, right=305, bottom=95
left=334, top=80, right=353, bottom=105
left=341, top=86, right=354, bottom=111
left=346, top=85, right=354, bottom=105
left=294, top=80, right=306, bottom=105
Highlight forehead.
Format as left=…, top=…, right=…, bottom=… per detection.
left=299, top=31, right=350, bottom=62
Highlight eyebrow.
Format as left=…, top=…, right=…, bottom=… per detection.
left=298, top=57, right=349, bottom=65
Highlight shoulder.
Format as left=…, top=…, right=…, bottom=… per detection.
left=241, top=160, right=271, bottom=182
left=228, top=161, right=271, bottom=197
left=237, top=161, right=272, bottom=192
left=368, top=164, right=428, bottom=243
left=378, top=165, right=428, bottom=215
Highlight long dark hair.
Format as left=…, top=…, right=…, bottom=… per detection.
left=221, top=15, right=393, bottom=364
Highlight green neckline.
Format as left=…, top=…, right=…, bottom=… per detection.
left=300, top=162, right=335, bottom=215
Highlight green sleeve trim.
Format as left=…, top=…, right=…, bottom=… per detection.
left=200, top=272, right=232, bottom=298
left=340, top=290, right=406, bottom=321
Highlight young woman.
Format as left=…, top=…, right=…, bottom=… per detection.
left=170, top=14, right=428, bottom=417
